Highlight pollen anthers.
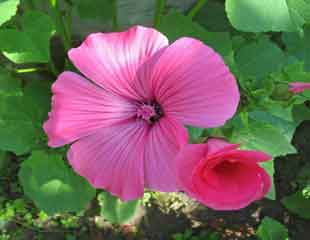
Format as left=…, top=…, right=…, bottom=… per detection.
left=137, top=101, right=163, bottom=124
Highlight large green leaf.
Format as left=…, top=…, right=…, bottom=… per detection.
left=158, top=10, right=232, bottom=58
left=0, top=0, right=19, bottom=26
left=282, top=190, right=310, bottom=219
left=282, top=25, right=310, bottom=72
left=225, top=0, right=297, bottom=32
left=0, top=11, right=55, bottom=63
left=235, top=37, right=286, bottom=79
left=98, top=191, right=139, bottom=224
left=0, top=80, right=50, bottom=155
left=19, top=151, right=96, bottom=215
left=256, top=217, right=289, bottom=240
left=0, top=67, right=22, bottom=97
left=232, top=119, right=296, bottom=157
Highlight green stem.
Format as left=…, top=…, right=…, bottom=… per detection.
left=187, top=0, right=208, bottom=19
left=14, top=67, right=44, bottom=73
left=49, top=61, right=58, bottom=76
left=112, top=0, right=119, bottom=31
left=49, top=0, right=71, bottom=51
left=154, top=0, right=166, bottom=28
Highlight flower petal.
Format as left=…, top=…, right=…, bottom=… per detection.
left=139, top=37, right=240, bottom=128
left=195, top=163, right=269, bottom=210
left=44, top=71, right=136, bottom=147
left=68, top=26, right=168, bottom=100
left=68, top=120, right=148, bottom=201
left=144, top=117, right=188, bottom=192
left=206, top=138, right=271, bottom=163
left=288, top=82, right=310, bottom=94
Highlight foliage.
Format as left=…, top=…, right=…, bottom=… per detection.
left=98, top=191, right=139, bottom=224
left=256, top=217, right=289, bottom=240
left=19, top=151, right=96, bottom=214
left=0, top=0, right=309, bottom=238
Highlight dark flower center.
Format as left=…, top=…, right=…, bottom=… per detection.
left=137, top=101, right=163, bottom=124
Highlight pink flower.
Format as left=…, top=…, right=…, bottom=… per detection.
left=43, top=26, right=240, bottom=201
left=289, top=82, right=310, bottom=94
left=176, top=139, right=271, bottom=210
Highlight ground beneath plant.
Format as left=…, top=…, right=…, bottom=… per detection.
left=2, top=121, right=310, bottom=240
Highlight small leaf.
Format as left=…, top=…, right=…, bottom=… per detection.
left=256, top=217, right=289, bottom=240
left=225, top=0, right=297, bottom=32
left=0, top=11, right=55, bottom=63
left=98, top=191, right=139, bottom=224
left=0, top=0, right=19, bottom=26
left=282, top=190, right=310, bottom=219
left=19, top=151, right=96, bottom=215
left=235, top=37, right=286, bottom=79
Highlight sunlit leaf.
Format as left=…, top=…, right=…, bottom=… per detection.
left=0, top=11, right=55, bottom=63
left=0, top=0, right=19, bottom=27
left=19, top=151, right=96, bottom=215
left=256, top=217, right=289, bottom=240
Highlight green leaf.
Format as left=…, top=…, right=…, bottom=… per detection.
left=256, top=217, right=289, bottom=240
left=194, top=0, right=232, bottom=32
left=0, top=80, right=50, bottom=155
left=286, top=0, right=310, bottom=26
left=0, top=0, right=19, bottom=26
left=0, top=11, right=55, bottom=64
left=158, top=10, right=232, bottom=58
left=187, top=126, right=204, bottom=143
left=0, top=67, right=22, bottom=97
left=232, top=119, right=296, bottom=158
left=282, top=25, right=310, bottom=72
left=225, top=0, right=297, bottom=32
left=98, top=191, right=139, bottom=224
left=19, top=151, right=96, bottom=215
left=72, top=0, right=113, bottom=21
left=282, top=190, right=310, bottom=219
left=235, top=37, right=286, bottom=79
left=292, top=103, right=310, bottom=123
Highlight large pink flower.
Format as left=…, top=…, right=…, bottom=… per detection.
left=176, top=139, right=271, bottom=210
left=43, top=26, right=240, bottom=201
left=289, top=82, right=310, bottom=94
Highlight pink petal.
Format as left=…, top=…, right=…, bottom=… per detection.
left=138, top=37, right=240, bottom=128
left=206, top=138, right=271, bottom=163
left=288, top=82, right=310, bottom=94
left=68, top=120, right=148, bottom=201
left=144, top=117, right=188, bottom=191
left=195, top=163, right=269, bottom=210
left=43, top=71, right=136, bottom=147
left=176, top=144, right=208, bottom=193
left=68, top=26, right=168, bottom=100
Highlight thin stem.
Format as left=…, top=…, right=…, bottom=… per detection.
left=154, top=0, right=166, bottom=28
left=49, top=0, right=71, bottom=51
left=187, top=0, right=208, bottom=19
left=49, top=61, right=58, bottom=76
left=15, top=67, right=44, bottom=73
left=112, top=0, right=119, bottom=31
